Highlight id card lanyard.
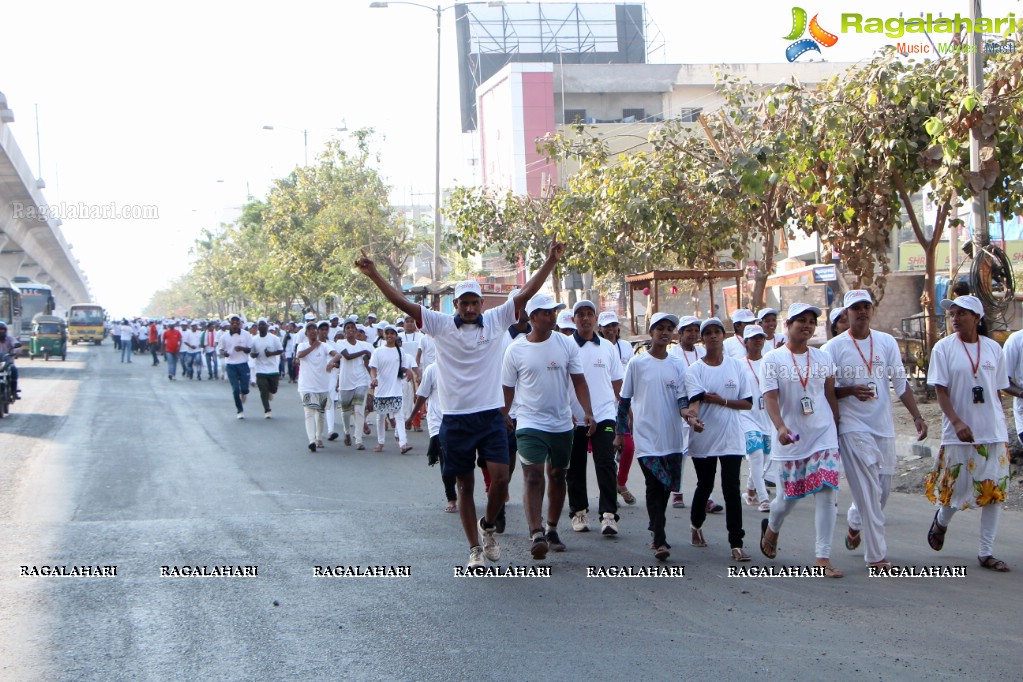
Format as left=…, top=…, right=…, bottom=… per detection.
left=852, top=332, right=878, bottom=398
left=746, top=357, right=764, bottom=409
left=959, top=334, right=983, bottom=403
left=790, top=348, right=814, bottom=414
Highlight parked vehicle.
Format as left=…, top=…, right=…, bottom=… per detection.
left=28, top=314, right=67, bottom=361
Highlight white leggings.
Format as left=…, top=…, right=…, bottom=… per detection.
left=937, top=504, right=1002, bottom=557
left=746, top=449, right=769, bottom=503
left=768, top=486, right=838, bottom=559
left=377, top=410, right=407, bottom=446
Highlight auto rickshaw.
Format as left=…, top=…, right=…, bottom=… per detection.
left=29, top=314, right=67, bottom=361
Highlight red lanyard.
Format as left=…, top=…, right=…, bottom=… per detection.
left=958, top=334, right=981, bottom=379
left=682, top=349, right=695, bottom=366
left=789, top=348, right=810, bottom=392
left=746, top=357, right=760, bottom=388
left=852, top=332, right=873, bottom=376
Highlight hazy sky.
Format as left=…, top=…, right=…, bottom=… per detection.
left=2, top=0, right=1015, bottom=315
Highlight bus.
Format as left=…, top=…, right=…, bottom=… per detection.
left=12, top=277, right=54, bottom=347
left=0, top=277, right=23, bottom=347
left=67, top=303, right=106, bottom=345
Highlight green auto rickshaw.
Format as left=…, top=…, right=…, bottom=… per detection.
left=29, top=314, right=67, bottom=361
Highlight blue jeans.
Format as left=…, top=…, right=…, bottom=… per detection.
left=226, top=363, right=250, bottom=412
left=165, top=352, right=179, bottom=378
left=205, top=351, right=218, bottom=379
left=120, top=340, right=133, bottom=363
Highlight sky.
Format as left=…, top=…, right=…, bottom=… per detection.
left=2, top=0, right=1018, bottom=316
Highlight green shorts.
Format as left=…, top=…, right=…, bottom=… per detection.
left=515, top=428, right=574, bottom=469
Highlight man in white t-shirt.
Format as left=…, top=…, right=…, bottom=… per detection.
left=329, top=320, right=374, bottom=450
left=296, top=321, right=338, bottom=451
left=119, top=319, right=134, bottom=363
left=250, top=318, right=285, bottom=418
left=723, top=309, right=756, bottom=359
left=1001, top=325, right=1023, bottom=446
left=565, top=299, right=624, bottom=536
left=356, top=239, right=565, bottom=569
left=217, top=314, right=254, bottom=419
left=502, top=293, right=595, bottom=560
left=830, top=290, right=927, bottom=567
left=182, top=322, right=202, bottom=380
left=614, top=312, right=690, bottom=561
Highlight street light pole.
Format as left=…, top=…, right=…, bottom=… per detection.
left=433, top=5, right=443, bottom=282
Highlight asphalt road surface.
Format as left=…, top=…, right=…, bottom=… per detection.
left=2, top=344, right=1022, bottom=680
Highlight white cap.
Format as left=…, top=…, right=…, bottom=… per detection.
left=270, top=325, right=279, bottom=331
left=257, top=317, right=268, bottom=324
left=556, top=311, right=577, bottom=330
left=940, top=295, right=984, bottom=318
left=647, top=312, right=679, bottom=332
left=329, top=314, right=340, bottom=321
left=743, top=324, right=767, bottom=340
left=228, top=314, right=242, bottom=322
left=597, top=311, right=619, bottom=326
left=366, top=313, right=378, bottom=320
left=756, top=308, right=778, bottom=320
left=383, top=324, right=398, bottom=333
left=678, top=315, right=700, bottom=329
left=731, top=309, right=757, bottom=324
left=828, top=307, right=846, bottom=325
left=356, top=324, right=366, bottom=332
left=303, top=312, right=316, bottom=322
left=454, top=280, right=483, bottom=300
left=573, top=299, right=596, bottom=314
left=786, top=302, right=823, bottom=321
left=844, top=290, right=873, bottom=308
left=526, top=293, right=566, bottom=316
left=700, top=317, right=725, bottom=334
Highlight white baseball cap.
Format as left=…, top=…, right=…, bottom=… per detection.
left=556, top=310, right=577, bottom=330
left=743, top=324, right=767, bottom=340
left=329, top=314, right=340, bottom=321
left=828, top=307, right=846, bottom=325
left=678, top=315, right=701, bottom=329
left=383, top=324, right=398, bottom=333
left=229, top=314, right=242, bottom=322
left=731, top=309, right=757, bottom=324
left=786, top=303, right=823, bottom=322
left=940, top=295, right=984, bottom=318
left=647, top=312, right=679, bottom=332
left=454, top=280, right=483, bottom=300
left=597, top=311, right=619, bottom=326
left=756, top=308, right=778, bottom=320
left=526, top=293, right=566, bottom=316
left=700, top=317, right=725, bottom=334
left=572, top=299, right=596, bottom=314
left=257, top=317, right=268, bottom=324
left=843, top=290, right=874, bottom=308
left=366, top=313, right=378, bottom=320
left=303, top=312, right=316, bottom=321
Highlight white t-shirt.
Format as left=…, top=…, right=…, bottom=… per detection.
left=400, top=331, right=424, bottom=366
left=416, top=362, right=444, bottom=438
left=668, top=344, right=706, bottom=367
left=570, top=334, right=624, bottom=424
left=1002, top=329, right=1023, bottom=435
left=610, top=338, right=635, bottom=366
left=685, top=357, right=750, bottom=457
left=723, top=335, right=747, bottom=359
left=500, top=326, right=530, bottom=419
left=250, top=333, right=284, bottom=374
left=296, top=341, right=335, bottom=394
left=418, top=334, right=436, bottom=369
left=419, top=299, right=517, bottom=415
left=369, top=345, right=416, bottom=399
left=739, top=356, right=771, bottom=434
left=217, top=330, right=254, bottom=365
left=761, top=345, right=838, bottom=461
left=502, top=332, right=582, bottom=433
left=829, top=330, right=907, bottom=438
left=927, top=334, right=1009, bottom=445
left=181, top=330, right=201, bottom=352
left=619, top=352, right=687, bottom=458
left=337, top=339, right=373, bottom=390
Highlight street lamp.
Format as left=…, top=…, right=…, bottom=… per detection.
left=261, top=121, right=349, bottom=167
left=370, top=0, right=505, bottom=282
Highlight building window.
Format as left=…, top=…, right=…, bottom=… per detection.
left=622, top=108, right=646, bottom=122
left=563, top=109, right=587, bottom=124
left=677, top=107, right=702, bottom=123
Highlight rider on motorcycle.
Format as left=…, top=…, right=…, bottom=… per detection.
left=0, top=322, right=21, bottom=400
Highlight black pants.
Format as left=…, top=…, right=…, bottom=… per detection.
left=690, top=455, right=745, bottom=548
left=642, top=463, right=671, bottom=548
left=434, top=436, right=457, bottom=502
left=567, top=420, right=618, bottom=519
left=256, top=373, right=279, bottom=413
left=287, top=358, right=296, bottom=382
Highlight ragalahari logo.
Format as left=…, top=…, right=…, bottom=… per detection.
left=784, top=7, right=839, bottom=62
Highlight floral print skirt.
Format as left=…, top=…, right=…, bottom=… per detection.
left=924, top=443, right=1010, bottom=510
left=776, top=448, right=841, bottom=500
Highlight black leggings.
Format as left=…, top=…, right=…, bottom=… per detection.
left=690, top=455, right=745, bottom=548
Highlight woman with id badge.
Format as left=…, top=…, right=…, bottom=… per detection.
left=759, top=303, right=843, bottom=577
left=925, top=296, right=1012, bottom=572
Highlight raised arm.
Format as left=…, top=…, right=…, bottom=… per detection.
left=512, top=236, right=566, bottom=315
left=354, top=249, right=421, bottom=325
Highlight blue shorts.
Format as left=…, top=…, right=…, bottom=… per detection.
left=440, top=409, right=510, bottom=477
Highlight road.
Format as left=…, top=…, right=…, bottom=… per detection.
left=1, top=344, right=1022, bottom=680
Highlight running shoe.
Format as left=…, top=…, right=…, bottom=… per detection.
left=467, top=546, right=485, bottom=569
left=706, top=499, right=724, bottom=513
left=545, top=529, right=566, bottom=552
left=530, top=532, right=549, bottom=560
left=478, top=517, right=501, bottom=561
left=571, top=512, right=589, bottom=532
left=601, top=513, right=618, bottom=536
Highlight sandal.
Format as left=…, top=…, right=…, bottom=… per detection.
left=373, top=444, right=384, bottom=452
left=759, top=518, right=777, bottom=559
left=618, top=485, right=637, bottom=505
left=845, top=527, right=861, bottom=551
left=654, top=545, right=671, bottom=561
left=690, top=526, right=707, bottom=547
left=867, top=560, right=893, bottom=571
left=978, top=555, right=1010, bottom=572
left=816, top=562, right=844, bottom=579
left=400, top=445, right=413, bottom=454
left=731, top=547, right=752, bottom=562
left=444, top=502, right=457, bottom=513
left=744, top=490, right=758, bottom=506
left=927, top=511, right=947, bottom=552
left=672, top=494, right=686, bottom=509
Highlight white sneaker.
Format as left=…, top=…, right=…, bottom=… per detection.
left=601, top=513, right=618, bottom=536
left=236, top=412, right=244, bottom=420
left=478, top=517, right=501, bottom=561
left=571, top=512, right=590, bottom=532
left=467, top=546, right=485, bottom=569
left=264, top=412, right=272, bottom=419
